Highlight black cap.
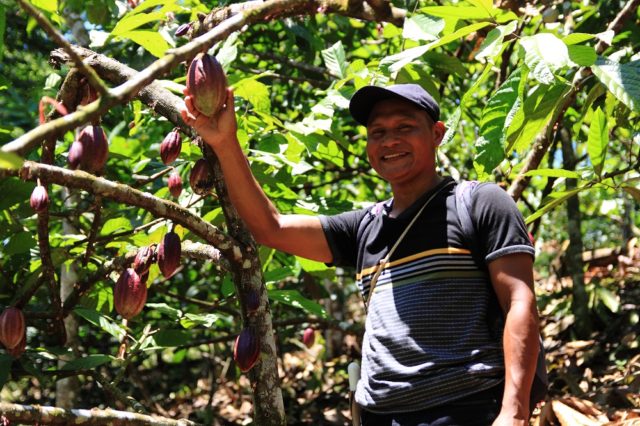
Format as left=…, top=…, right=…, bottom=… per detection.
left=349, top=84, right=440, bottom=126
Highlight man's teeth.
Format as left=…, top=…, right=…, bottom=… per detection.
left=383, top=153, right=406, bottom=160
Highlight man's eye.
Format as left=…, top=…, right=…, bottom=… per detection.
left=398, top=125, right=412, bottom=131
left=370, top=130, right=384, bottom=138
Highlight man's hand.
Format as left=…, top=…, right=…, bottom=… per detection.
left=180, top=87, right=238, bottom=150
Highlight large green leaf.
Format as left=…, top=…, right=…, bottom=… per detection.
left=506, top=82, right=569, bottom=155
left=111, top=11, right=165, bottom=36
left=61, top=354, right=113, bottom=371
left=519, top=33, right=571, bottom=84
left=402, top=14, right=445, bottom=42
left=4, top=231, right=36, bottom=256
left=525, top=187, right=585, bottom=224
left=524, top=169, right=582, bottom=179
left=321, top=41, right=347, bottom=79
left=586, top=107, right=608, bottom=178
left=74, top=307, right=126, bottom=340
left=562, top=33, right=596, bottom=45
left=475, top=20, right=517, bottom=62
left=591, top=59, right=640, bottom=112
left=31, top=0, right=58, bottom=12
left=119, top=30, right=170, bottom=58
left=100, top=217, right=132, bottom=236
left=0, top=151, right=24, bottom=170
left=235, top=78, right=271, bottom=114
left=268, top=289, right=327, bottom=318
left=567, top=45, right=597, bottom=66
left=474, top=68, right=522, bottom=175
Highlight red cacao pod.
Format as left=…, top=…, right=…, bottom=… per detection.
left=157, top=231, right=181, bottom=278
left=30, top=185, right=49, bottom=212
left=302, top=327, right=315, bottom=348
left=78, top=125, right=109, bottom=173
left=186, top=52, right=227, bottom=117
left=80, top=83, right=98, bottom=106
left=68, top=140, right=84, bottom=169
left=0, top=307, right=26, bottom=350
left=233, top=327, right=260, bottom=372
left=189, top=159, right=214, bottom=196
left=133, top=244, right=156, bottom=276
left=246, top=289, right=260, bottom=315
left=160, top=129, right=182, bottom=165
left=114, top=268, right=147, bottom=320
left=167, top=171, right=183, bottom=198
left=7, top=332, right=26, bottom=358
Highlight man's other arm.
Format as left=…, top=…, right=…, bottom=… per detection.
left=181, top=88, right=333, bottom=263
left=488, top=252, right=539, bottom=425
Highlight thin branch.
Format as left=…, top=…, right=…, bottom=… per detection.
left=16, top=0, right=109, bottom=97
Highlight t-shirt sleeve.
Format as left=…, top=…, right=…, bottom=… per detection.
left=471, top=183, right=535, bottom=263
left=319, top=209, right=368, bottom=268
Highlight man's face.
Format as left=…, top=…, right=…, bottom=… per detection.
left=366, top=98, right=444, bottom=187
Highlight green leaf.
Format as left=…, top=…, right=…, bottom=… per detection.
left=61, top=354, right=113, bottom=371
left=524, top=169, right=582, bottom=179
left=525, top=187, right=584, bottom=224
left=586, top=107, right=608, bottom=177
left=221, top=275, right=235, bottom=298
left=520, top=33, right=571, bottom=84
left=0, top=5, right=6, bottom=61
left=420, top=6, right=493, bottom=20
left=111, top=11, right=165, bottom=36
left=268, top=290, right=327, bottom=318
left=74, top=307, right=126, bottom=340
left=234, top=78, right=271, bottom=114
left=321, top=41, right=347, bottom=79
left=296, top=256, right=328, bottom=273
left=180, top=313, right=222, bottom=329
left=474, top=20, right=517, bottom=61
left=591, top=59, right=640, bottom=112
left=145, top=303, right=182, bottom=320
left=4, top=231, right=36, bottom=256
left=0, top=150, right=24, bottom=170
left=31, top=0, right=58, bottom=12
left=568, top=45, right=597, bottom=66
left=119, top=30, right=170, bottom=58
left=402, top=14, right=444, bottom=42
left=562, top=33, right=596, bottom=45
left=596, top=287, right=619, bottom=313
left=151, top=329, right=191, bottom=347
left=474, top=68, right=522, bottom=175
left=506, top=82, right=569, bottom=155
left=100, top=217, right=132, bottom=236
left=0, top=354, right=13, bottom=391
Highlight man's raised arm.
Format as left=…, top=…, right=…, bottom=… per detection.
left=181, top=88, right=333, bottom=263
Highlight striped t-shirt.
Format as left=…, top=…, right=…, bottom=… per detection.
left=319, top=177, right=535, bottom=413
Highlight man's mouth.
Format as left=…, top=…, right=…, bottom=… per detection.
left=382, top=152, right=408, bottom=161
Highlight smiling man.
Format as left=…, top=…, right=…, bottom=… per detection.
left=182, top=83, right=541, bottom=425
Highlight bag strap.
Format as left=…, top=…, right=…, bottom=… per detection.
left=365, top=180, right=455, bottom=311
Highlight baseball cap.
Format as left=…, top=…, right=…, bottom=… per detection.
left=349, top=83, right=440, bottom=126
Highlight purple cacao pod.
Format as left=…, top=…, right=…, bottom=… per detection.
left=186, top=52, right=227, bottom=117
left=157, top=231, right=181, bottom=278
left=189, top=159, right=214, bottom=196
left=114, top=268, right=147, bottom=320
left=0, top=307, right=26, bottom=350
left=160, top=129, right=182, bottom=165
left=78, top=125, right=109, bottom=173
left=68, top=140, right=84, bottom=169
left=233, top=327, right=260, bottom=372
left=175, top=23, right=191, bottom=37
left=167, top=171, right=183, bottom=198
left=302, top=327, right=315, bottom=348
left=30, top=185, right=49, bottom=212
left=246, top=289, right=260, bottom=315
left=133, top=244, right=156, bottom=276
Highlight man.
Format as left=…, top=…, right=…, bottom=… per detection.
left=181, top=83, right=540, bottom=425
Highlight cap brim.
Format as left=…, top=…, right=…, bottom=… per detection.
left=349, top=86, right=412, bottom=126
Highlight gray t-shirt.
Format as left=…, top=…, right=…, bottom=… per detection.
left=319, top=177, right=535, bottom=413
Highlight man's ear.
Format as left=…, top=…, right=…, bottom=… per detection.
left=433, top=121, right=446, bottom=146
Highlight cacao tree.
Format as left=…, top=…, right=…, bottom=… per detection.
left=0, top=0, right=638, bottom=424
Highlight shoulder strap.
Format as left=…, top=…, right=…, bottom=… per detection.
left=455, top=180, right=548, bottom=406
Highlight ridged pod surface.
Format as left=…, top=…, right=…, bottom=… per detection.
left=78, top=125, right=109, bottom=172
left=68, top=141, right=84, bottom=169
left=189, top=159, right=214, bottom=196
left=302, top=327, right=315, bottom=348
left=233, top=327, right=260, bottom=372
left=30, top=185, right=49, bottom=212
left=114, top=268, right=147, bottom=320
left=158, top=231, right=181, bottom=278
left=6, top=332, right=26, bottom=358
left=186, top=52, right=227, bottom=117
left=133, top=244, right=156, bottom=276
left=168, top=171, right=183, bottom=198
left=160, top=129, right=182, bottom=165
left=0, top=307, right=26, bottom=350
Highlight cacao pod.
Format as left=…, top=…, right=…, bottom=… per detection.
left=7, top=332, right=26, bottom=358
left=133, top=244, right=156, bottom=276
left=175, top=23, right=191, bottom=37
left=80, top=83, right=98, bottom=106
left=233, top=327, right=260, bottom=372
left=157, top=231, right=181, bottom=278
left=114, top=268, right=147, bottom=320
left=302, top=327, right=315, bottom=348
left=186, top=52, right=227, bottom=117
left=246, top=289, right=260, bottom=315
left=78, top=125, right=109, bottom=173
left=30, top=185, right=49, bottom=212
left=68, top=140, right=84, bottom=169
left=189, top=159, right=214, bottom=195
left=0, top=307, right=26, bottom=350
left=167, top=171, right=183, bottom=198
left=160, top=129, right=182, bottom=165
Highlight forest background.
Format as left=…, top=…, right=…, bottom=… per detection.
left=0, top=0, right=639, bottom=424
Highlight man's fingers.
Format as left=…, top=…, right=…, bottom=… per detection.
left=225, top=88, right=235, bottom=110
